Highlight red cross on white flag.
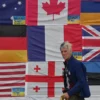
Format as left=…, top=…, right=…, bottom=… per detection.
left=33, top=86, right=40, bottom=92
left=34, top=65, right=41, bottom=72
left=25, top=61, right=64, bottom=97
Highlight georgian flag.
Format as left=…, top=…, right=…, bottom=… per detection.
left=25, top=61, right=64, bottom=97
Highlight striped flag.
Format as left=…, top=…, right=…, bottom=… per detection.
left=81, top=0, right=100, bottom=25
left=0, top=63, right=26, bottom=97
left=27, top=25, right=82, bottom=61
left=83, top=62, right=100, bottom=85
left=0, top=25, right=27, bottom=62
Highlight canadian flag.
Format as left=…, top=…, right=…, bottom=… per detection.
left=25, top=61, right=64, bottom=97
left=26, top=0, right=80, bottom=25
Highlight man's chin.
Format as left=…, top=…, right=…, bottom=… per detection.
left=63, top=57, right=69, bottom=60
left=63, top=57, right=67, bottom=60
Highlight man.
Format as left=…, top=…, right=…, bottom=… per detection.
left=60, top=41, right=91, bottom=100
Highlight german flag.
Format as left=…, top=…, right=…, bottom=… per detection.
left=0, top=25, right=27, bottom=62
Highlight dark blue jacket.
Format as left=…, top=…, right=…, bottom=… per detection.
left=64, top=56, right=91, bottom=98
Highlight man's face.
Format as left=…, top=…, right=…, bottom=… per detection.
left=61, top=47, right=69, bottom=60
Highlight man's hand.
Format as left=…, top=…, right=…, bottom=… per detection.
left=63, top=93, right=69, bottom=99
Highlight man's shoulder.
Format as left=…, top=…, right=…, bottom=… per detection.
left=74, top=59, right=86, bottom=72
left=73, top=58, right=85, bottom=69
left=73, top=57, right=82, bottom=64
left=69, top=56, right=83, bottom=67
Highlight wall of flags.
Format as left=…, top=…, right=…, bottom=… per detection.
left=0, top=0, right=100, bottom=98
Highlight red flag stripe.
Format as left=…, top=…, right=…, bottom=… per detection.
left=26, top=0, right=38, bottom=25
left=83, top=39, right=100, bottom=47
left=0, top=94, right=12, bottom=97
left=0, top=37, right=26, bottom=50
left=48, top=62, right=55, bottom=97
left=0, top=83, right=25, bottom=87
left=0, top=71, right=25, bottom=75
left=82, top=26, right=99, bottom=36
left=83, top=50, right=100, bottom=61
left=0, top=77, right=25, bottom=81
left=0, top=89, right=11, bottom=92
left=26, top=75, right=63, bottom=82
left=68, top=0, right=80, bottom=15
left=0, top=65, right=25, bottom=69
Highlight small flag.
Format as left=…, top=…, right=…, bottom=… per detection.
left=11, top=88, right=25, bottom=97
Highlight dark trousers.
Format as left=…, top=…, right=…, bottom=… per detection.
left=69, top=95, right=85, bottom=100
left=78, top=97, right=85, bottom=100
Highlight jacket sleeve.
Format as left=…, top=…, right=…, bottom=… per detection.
left=67, top=62, right=86, bottom=96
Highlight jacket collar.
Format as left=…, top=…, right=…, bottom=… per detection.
left=64, top=55, right=75, bottom=66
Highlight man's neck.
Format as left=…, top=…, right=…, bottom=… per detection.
left=65, top=55, right=72, bottom=62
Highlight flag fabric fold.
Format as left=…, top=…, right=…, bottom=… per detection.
left=0, top=63, right=26, bottom=97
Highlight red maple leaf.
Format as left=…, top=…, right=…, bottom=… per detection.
left=42, top=0, right=65, bottom=20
